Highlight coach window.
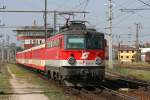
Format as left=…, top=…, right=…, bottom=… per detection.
left=30, top=40, right=32, bottom=44
left=47, top=41, right=51, bottom=48
left=47, top=39, right=60, bottom=48
left=33, top=40, right=36, bottom=44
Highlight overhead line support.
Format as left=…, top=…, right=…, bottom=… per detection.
left=108, top=0, right=113, bottom=69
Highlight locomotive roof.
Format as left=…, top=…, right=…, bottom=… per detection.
left=60, top=30, right=104, bottom=36
left=58, top=20, right=104, bottom=36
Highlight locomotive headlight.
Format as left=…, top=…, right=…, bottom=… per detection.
left=95, top=57, right=102, bottom=65
left=68, top=56, right=76, bottom=65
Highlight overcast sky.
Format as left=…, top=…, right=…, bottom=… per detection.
left=0, top=0, right=150, bottom=45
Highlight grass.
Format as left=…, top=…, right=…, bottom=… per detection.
left=106, top=60, right=150, bottom=81
left=112, top=67, right=150, bottom=81
left=105, top=60, right=150, bottom=67
left=0, top=63, right=12, bottom=99
left=7, top=64, right=74, bottom=100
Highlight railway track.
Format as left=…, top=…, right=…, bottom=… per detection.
left=64, top=85, right=138, bottom=100
left=105, top=70, right=150, bottom=100
left=106, top=70, right=150, bottom=88
left=98, top=86, right=137, bottom=100
left=18, top=65, right=150, bottom=100
left=37, top=72, right=139, bottom=100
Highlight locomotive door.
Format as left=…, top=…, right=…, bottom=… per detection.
left=56, top=38, right=62, bottom=61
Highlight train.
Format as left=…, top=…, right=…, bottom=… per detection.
left=16, top=21, right=106, bottom=86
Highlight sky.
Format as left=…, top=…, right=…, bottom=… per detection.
left=0, top=0, right=150, bottom=46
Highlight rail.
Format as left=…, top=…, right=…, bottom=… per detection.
left=106, top=70, right=150, bottom=87
left=100, top=86, right=138, bottom=100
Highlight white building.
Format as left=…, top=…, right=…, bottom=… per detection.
left=140, top=48, right=150, bottom=62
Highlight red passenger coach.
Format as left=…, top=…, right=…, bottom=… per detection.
left=16, top=44, right=46, bottom=71
left=16, top=21, right=106, bottom=86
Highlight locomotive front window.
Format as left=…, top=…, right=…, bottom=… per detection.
left=86, top=36, right=103, bottom=49
left=67, top=36, right=85, bottom=49
left=66, top=34, right=104, bottom=50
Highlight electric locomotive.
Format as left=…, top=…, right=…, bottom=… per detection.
left=16, top=21, right=106, bottom=86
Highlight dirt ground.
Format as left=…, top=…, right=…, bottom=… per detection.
left=7, top=65, right=49, bottom=100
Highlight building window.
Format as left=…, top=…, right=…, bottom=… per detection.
left=30, top=40, right=32, bottom=44
left=36, top=40, right=38, bottom=44
left=126, top=56, right=129, bottom=58
left=126, top=50, right=129, bottom=53
left=132, top=50, right=134, bottom=53
left=40, top=40, right=42, bottom=44
left=121, top=50, right=123, bottom=53
left=121, top=56, right=123, bottom=58
left=33, top=40, right=36, bottom=44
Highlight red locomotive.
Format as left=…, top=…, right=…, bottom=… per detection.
left=16, top=21, right=106, bottom=86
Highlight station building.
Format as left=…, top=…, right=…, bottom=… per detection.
left=14, top=25, right=53, bottom=50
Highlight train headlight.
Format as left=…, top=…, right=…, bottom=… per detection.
left=68, top=57, right=76, bottom=65
left=95, top=57, right=102, bottom=65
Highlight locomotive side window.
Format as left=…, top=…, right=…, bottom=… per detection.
left=47, top=39, right=60, bottom=48
left=67, top=36, right=84, bottom=49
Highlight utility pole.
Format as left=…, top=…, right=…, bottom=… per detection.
left=2, top=40, right=4, bottom=63
left=136, top=23, right=139, bottom=50
left=135, top=23, right=141, bottom=62
left=118, top=35, right=121, bottom=62
left=44, top=0, right=48, bottom=42
left=108, top=0, right=113, bottom=69
left=54, top=11, right=57, bottom=32
left=7, top=35, right=10, bottom=62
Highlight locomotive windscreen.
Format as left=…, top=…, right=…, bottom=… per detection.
left=86, top=35, right=103, bottom=49
left=67, top=35, right=85, bottom=49
left=66, top=34, right=104, bottom=50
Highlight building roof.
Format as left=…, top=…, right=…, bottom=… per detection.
left=140, top=48, right=150, bottom=53
left=14, top=26, right=53, bottom=32
left=119, top=46, right=139, bottom=51
left=14, top=25, right=54, bottom=40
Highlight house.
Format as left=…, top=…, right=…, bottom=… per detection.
left=118, top=47, right=140, bottom=62
left=140, top=48, right=150, bottom=62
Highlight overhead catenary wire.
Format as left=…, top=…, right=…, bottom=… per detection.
left=113, top=0, right=135, bottom=12
left=112, top=0, right=141, bottom=19
left=113, top=0, right=148, bottom=20
left=136, top=0, right=150, bottom=7
left=71, top=0, right=86, bottom=10
left=120, top=0, right=150, bottom=11
left=114, top=3, right=147, bottom=21
left=83, top=0, right=89, bottom=11
left=71, top=0, right=89, bottom=11
left=113, top=3, right=150, bottom=27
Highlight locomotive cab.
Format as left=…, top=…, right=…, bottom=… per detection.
left=58, top=21, right=106, bottom=86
